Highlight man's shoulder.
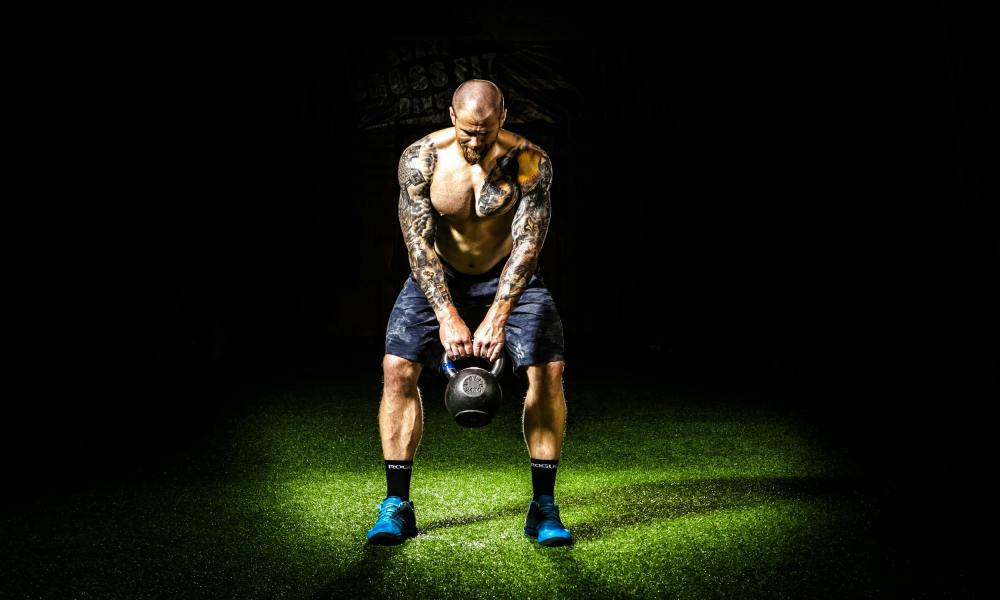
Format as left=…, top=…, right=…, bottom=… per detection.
left=399, top=131, right=447, bottom=182
left=402, top=129, right=453, bottom=155
left=504, top=135, right=551, bottom=190
left=502, top=131, right=547, bottom=156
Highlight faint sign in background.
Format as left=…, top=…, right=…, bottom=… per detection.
left=348, top=41, right=584, bottom=129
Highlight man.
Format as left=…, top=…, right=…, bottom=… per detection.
left=366, top=79, right=572, bottom=546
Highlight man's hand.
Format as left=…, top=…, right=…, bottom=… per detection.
left=473, top=316, right=506, bottom=362
left=439, top=314, right=474, bottom=360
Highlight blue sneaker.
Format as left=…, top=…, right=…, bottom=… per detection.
left=524, top=495, right=573, bottom=546
left=366, top=496, right=417, bottom=545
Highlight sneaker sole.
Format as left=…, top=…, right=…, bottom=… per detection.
left=367, top=528, right=417, bottom=545
left=539, top=536, right=573, bottom=547
left=367, top=532, right=405, bottom=545
left=524, top=528, right=573, bottom=546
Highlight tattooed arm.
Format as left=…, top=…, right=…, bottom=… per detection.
left=398, top=137, right=474, bottom=358
left=473, top=149, right=552, bottom=361
left=494, top=151, right=552, bottom=320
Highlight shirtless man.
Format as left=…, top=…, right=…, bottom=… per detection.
left=366, top=80, right=572, bottom=546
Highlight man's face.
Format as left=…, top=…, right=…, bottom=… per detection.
left=451, top=108, right=505, bottom=165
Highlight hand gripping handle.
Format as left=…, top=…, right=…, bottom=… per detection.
left=440, top=350, right=505, bottom=379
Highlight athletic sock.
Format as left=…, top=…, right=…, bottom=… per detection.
left=530, top=458, right=559, bottom=500
left=385, top=460, right=413, bottom=501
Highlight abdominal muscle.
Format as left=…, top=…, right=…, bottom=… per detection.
left=434, top=230, right=513, bottom=275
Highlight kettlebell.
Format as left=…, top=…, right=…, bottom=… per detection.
left=440, top=351, right=505, bottom=428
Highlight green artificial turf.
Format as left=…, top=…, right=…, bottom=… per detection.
left=2, top=376, right=939, bottom=598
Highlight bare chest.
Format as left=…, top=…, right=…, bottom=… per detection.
left=429, top=155, right=521, bottom=220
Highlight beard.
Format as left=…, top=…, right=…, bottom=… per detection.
left=461, top=141, right=492, bottom=165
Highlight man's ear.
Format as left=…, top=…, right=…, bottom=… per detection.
left=449, top=107, right=456, bottom=125
left=499, top=109, right=507, bottom=127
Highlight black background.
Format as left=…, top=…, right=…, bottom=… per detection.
left=9, top=2, right=995, bottom=573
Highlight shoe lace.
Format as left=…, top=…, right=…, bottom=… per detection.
left=378, top=502, right=401, bottom=521
left=537, top=502, right=561, bottom=523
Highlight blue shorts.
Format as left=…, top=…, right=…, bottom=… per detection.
left=385, top=254, right=566, bottom=378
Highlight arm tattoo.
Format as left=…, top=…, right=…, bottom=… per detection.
left=397, top=136, right=453, bottom=315
left=495, top=151, right=553, bottom=313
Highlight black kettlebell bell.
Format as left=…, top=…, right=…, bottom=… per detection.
left=440, top=351, right=505, bottom=428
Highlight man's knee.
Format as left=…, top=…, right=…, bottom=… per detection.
left=526, top=360, right=565, bottom=393
left=382, top=354, right=422, bottom=393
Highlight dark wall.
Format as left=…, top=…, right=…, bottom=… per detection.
left=13, top=4, right=992, bottom=487
left=114, top=7, right=994, bottom=385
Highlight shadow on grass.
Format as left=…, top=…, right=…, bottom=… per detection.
left=410, top=475, right=857, bottom=541
left=528, top=544, right=618, bottom=599
left=566, top=475, right=859, bottom=541
left=419, top=503, right=528, bottom=534
left=311, top=544, right=398, bottom=598
left=316, top=474, right=860, bottom=597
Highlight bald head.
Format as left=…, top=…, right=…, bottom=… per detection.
left=451, top=79, right=505, bottom=120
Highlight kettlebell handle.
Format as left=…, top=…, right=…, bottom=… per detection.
left=440, top=350, right=505, bottom=379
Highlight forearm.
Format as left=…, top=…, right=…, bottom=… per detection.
left=488, top=244, right=539, bottom=326
left=406, top=240, right=458, bottom=321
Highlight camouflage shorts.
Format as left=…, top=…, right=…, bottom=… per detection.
left=385, top=254, right=565, bottom=378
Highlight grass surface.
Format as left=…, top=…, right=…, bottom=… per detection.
left=1, top=373, right=959, bottom=598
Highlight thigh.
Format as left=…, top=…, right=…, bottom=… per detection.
left=503, top=277, right=566, bottom=378
left=385, top=276, right=441, bottom=370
